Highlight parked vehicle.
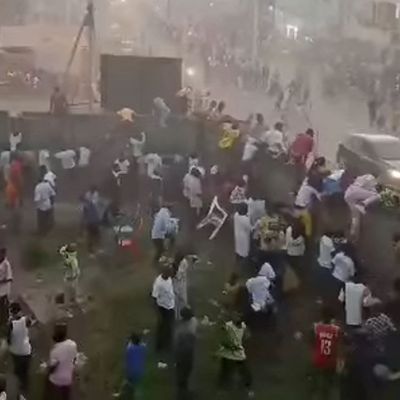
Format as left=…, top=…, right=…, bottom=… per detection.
left=337, top=133, right=400, bottom=190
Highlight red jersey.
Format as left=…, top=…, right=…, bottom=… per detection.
left=9, top=160, right=23, bottom=189
left=290, top=133, right=314, bottom=157
left=313, top=323, right=340, bottom=370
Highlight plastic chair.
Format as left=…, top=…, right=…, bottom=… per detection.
left=197, top=196, right=228, bottom=240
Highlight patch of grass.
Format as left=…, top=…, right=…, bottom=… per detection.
left=21, top=222, right=321, bottom=400
left=71, top=247, right=318, bottom=400
left=22, top=239, right=55, bottom=270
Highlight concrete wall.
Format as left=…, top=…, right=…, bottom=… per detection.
left=0, top=111, right=198, bottom=156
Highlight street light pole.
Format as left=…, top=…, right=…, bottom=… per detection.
left=252, top=0, right=259, bottom=65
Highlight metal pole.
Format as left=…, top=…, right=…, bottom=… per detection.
left=64, top=19, right=86, bottom=78
left=252, top=0, right=259, bottom=65
left=167, top=0, right=171, bottom=21
left=87, top=1, right=95, bottom=111
left=272, top=0, right=276, bottom=30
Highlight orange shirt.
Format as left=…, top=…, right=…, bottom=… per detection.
left=5, top=180, right=20, bottom=208
left=9, top=160, right=23, bottom=190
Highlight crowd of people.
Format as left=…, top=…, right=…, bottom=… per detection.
left=113, top=97, right=400, bottom=399
left=0, top=76, right=400, bottom=400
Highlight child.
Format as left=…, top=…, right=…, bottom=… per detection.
left=121, top=332, right=147, bottom=399
left=59, top=244, right=80, bottom=307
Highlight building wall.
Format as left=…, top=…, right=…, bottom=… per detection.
left=0, top=24, right=86, bottom=73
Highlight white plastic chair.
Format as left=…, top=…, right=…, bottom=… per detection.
left=197, top=196, right=228, bottom=240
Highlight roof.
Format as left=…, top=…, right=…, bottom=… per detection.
left=349, top=133, right=400, bottom=143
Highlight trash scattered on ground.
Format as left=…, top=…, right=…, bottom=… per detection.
left=315, top=298, right=323, bottom=305
left=75, top=352, right=88, bottom=369
left=39, top=362, right=47, bottom=373
left=157, top=362, right=168, bottom=369
left=201, top=315, right=216, bottom=326
left=208, top=299, right=220, bottom=308
left=293, top=331, right=303, bottom=341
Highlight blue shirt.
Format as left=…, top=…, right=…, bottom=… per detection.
left=151, top=208, right=171, bottom=240
left=126, top=343, right=146, bottom=382
left=82, top=199, right=101, bottom=225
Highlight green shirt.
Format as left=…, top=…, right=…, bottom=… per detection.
left=59, top=247, right=80, bottom=281
left=217, top=321, right=246, bottom=361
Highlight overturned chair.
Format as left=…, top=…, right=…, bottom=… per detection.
left=197, top=196, right=228, bottom=240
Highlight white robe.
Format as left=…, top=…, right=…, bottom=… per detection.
left=173, top=258, right=189, bottom=318
left=183, top=174, right=202, bottom=210
left=234, top=213, right=251, bottom=258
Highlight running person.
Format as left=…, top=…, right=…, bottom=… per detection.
left=311, top=306, right=341, bottom=399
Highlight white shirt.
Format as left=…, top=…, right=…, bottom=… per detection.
left=49, top=339, right=78, bottom=386
left=0, top=151, right=10, bottom=168
left=262, top=129, right=286, bottom=155
left=44, top=171, right=57, bottom=189
left=115, top=158, right=130, bottom=174
left=151, top=207, right=171, bottom=240
left=9, top=316, right=31, bottom=356
left=188, top=157, right=199, bottom=170
left=246, top=276, right=273, bottom=311
left=0, top=259, right=12, bottom=297
left=144, top=153, right=162, bottom=179
left=295, top=181, right=321, bottom=208
left=182, top=173, right=202, bottom=209
left=332, top=252, right=355, bottom=282
left=152, top=275, right=175, bottom=310
left=285, top=226, right=305, bottom=256
left=247, top=199, right=266, bottom=226
left=234, top=213, right=251, bottom=258
left=338, top=282, right=367, bottom=326
left=318, top=235, right=335, bottom=268
left=242, top=139, right=258, bottom=162
left=34, top=181, right=55, bottom=211
left=9, top=132, right=22, bottom=151
left=78, top=147, right=91, bottom=167
left=38, top=149, right=50, bottom=168
left=129, top=132, right=146, bottom=158
left=55, top=150, right=76, bottom=170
